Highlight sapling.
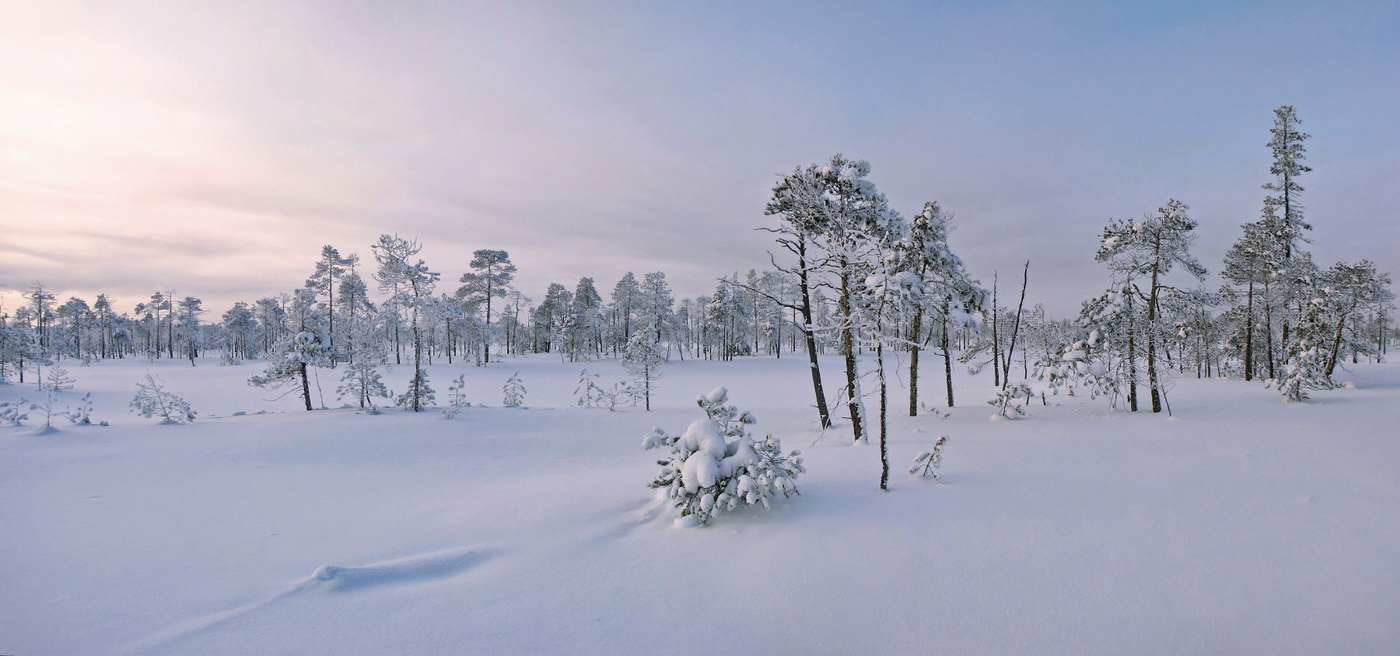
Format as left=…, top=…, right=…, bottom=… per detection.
left=130, top=374, right=196, bottom=424
left=502, top=372, right=525, bottom=408
left=442, top=374, right=470, bottom=418
left=988, top=383, right=1033, bottom=419
left=909, top=435, right=949, bottom=480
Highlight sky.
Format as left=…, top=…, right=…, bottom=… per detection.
left=2, top=0, right=1397, bottom=317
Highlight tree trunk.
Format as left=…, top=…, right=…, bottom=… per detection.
left=1126, top=289, right=1138, bottom=412
left=1147, top=258, right=1163, bottom=414
left=1001, top=262, right=1029, bottom=389
left=797, top=240, right=832, bottom=429
left=1244, top=281, right=1255, bottom=381
left=299, top=362, right=313, bottom=411
left=877, top=341, right=889, bottom=491
left=838, top=260, right=863, bottom=443
left=991, top=273, right=1000, bottom=388
left=942, top=300, right=955, bottom=408
left=908, top=308, right=922, bottom=416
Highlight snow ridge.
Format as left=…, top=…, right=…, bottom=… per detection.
left=122, top=547, right=487, bottom=655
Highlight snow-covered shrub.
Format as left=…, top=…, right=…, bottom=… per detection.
left=575, top=368, right=630, bottom=411
left=442, top=374, right=470, bottom=419
left=70, top=392, right=96, bottom=425
left=988, top=383, right=1033, bottom=419
left=1041, top=333, right=1117, bottom=402
left=502, top=372, right=525, bottom=408
left=130, top=374, right=196, bottom=424
left=574, top=368, right=601, bottom=407
left=1, top=398, right=35, bottom=426
left=219, top=351, right=241, bottom=366
left=909, top=435, right=949, bottom=480
left=642, top=387, right=804, bottom=527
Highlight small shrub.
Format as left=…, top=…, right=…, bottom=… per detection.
left=643, top=387, right=804, bottom=527
left=130, top=374, right=196, bottom=424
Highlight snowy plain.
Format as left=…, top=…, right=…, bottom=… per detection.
left=3, top=353, right=1399, bottom=655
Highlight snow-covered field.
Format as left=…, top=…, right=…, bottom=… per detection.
left=3, top=354, right=1399, bottom=655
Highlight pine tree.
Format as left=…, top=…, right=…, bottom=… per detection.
left=456, top=249, right=516, bottom=364
left=1095, top=199, right=1207, bottom=413
left=622, top=329, right=664, bottom=411
left=373, top=234, right=439, bottom=412
left=306, top=245, right=358, bottom=359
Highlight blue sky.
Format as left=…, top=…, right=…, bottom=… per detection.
left=2, top=0, right=1396, bottom=315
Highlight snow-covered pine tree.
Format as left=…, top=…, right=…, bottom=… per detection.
left=456, top=249, right=516, bottom=365
left=639, top=272, right=676, bottom=355
left=373, top=234, right=439, bottom=412
left=763, top=164, right=834, bottom=429
left=248, top=289, right=333, bottom=411
left=608, top=272, right=642, bottom=355
left=305, top=245, right=358, bottom=360
left=336, top=308, right=389, bottom=410
left=568, top=277, right=604, bottom=362
left=174, top=296, right=204, bottom=366
left=1222, top=208, right=1284, bottom=381
left=502, top=372, right=525, bottom=408
left=1095, top=199, right=1207, bottom=413
left=805, top=155, right=893, bottom=444
left=642, top=387, right=804, bottom=527
left=621, top=328, right=664, bottom=411
left=898, top=200, right=985, bottom=412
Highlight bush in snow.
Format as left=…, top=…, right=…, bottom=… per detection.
left=1, top=398, right=35, bottom=426
left=442, top=374, right=470, bottom=418
left=130, top=374, right=196, bottom=424
left=502, top=372, right=526, bottom=408
left=70, top=392, right=97, bottom=425
left=575, top=368, right=631, bottom=411
left=642, top=387, right=804, bottom=527
left=988, top=383, right=1033, bottom=419
left=909, top=435, right=949, bottom=480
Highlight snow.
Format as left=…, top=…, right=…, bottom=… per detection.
left=3, top=354, right=1400, bottom=654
